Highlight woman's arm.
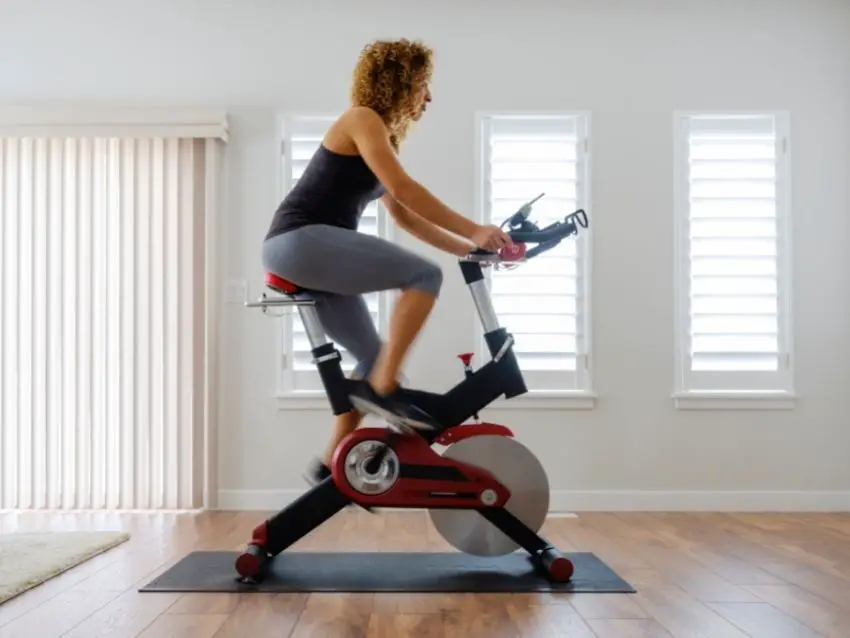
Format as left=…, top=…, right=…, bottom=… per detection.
left=343, top=107, right=510, bottom=251
left=382, top=194, right=475, bottom=257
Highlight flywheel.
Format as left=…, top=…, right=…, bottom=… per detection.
left=428, top=435, right=550, bottom=556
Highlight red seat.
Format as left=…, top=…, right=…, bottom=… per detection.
left=265, top=272, right=300, bottom=295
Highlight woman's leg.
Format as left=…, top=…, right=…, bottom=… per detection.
left=322, top=411, right=364, bottom=468
left=368, top=289, right=436, bottom=395
left=311, top=293, right=382, bottom=468
left=348, top=283, right=442, bottom=429
left=263, top=224, right=444, bottom=428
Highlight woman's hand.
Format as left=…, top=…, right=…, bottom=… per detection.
left=471, top=224, right=513, bottom=251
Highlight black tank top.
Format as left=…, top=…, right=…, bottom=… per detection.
left=266, top=145, right=385, bottom=239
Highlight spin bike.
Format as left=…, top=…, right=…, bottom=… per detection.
left=237, top=193, right=589, bottom=584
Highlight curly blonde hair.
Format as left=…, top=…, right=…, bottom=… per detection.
left=350, top=38, right=434, bottom=149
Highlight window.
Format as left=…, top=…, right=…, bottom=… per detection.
left=476, top=112, right=593, bottom=404
left=673, top=112, right=794, bottom=408
left=277, top=114, right=392, bottom=395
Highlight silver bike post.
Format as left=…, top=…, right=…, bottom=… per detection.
left=462, top=253, right=503, bottom=334
left=469, top=278, right=501, bottom=334
left=245, top=292, right=329, bottom=350
left=297, top=304, right=328, bottom=350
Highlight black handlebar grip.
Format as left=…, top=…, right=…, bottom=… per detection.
left=509, top=226, right=572, bottom=243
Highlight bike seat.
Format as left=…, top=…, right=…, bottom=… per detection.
left=265, top=272, right=303, bottom=296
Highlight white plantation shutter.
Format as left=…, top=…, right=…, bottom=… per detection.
left=478, top=113, right=591, bottom=392
left=674, top=112, right=792, bottom=398
left=278, top=115, right=389, bottom=393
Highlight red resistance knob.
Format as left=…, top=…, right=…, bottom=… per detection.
left=457, top=353, right=474, bottom=367
left=499, top=242, right=527, bottom=261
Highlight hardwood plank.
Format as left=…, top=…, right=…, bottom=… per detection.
left=636, top=545, right=763, bottom=603
left=587, top=618, right=675, bottom=637
left=504, top=601, right=598, bottom=637
left=209, top=594, right=306, bottom=638
left=440, top=601, right=516, bottom=638
left=595, top=513, right=763, bottom=603
left=3, top=511, right=850, bottom=638
left=134, top=612, right=229, bottom=638
left=639, top=513, right=787, bottom=587
left=290, top=593, right=374, bottom=637
left=717, top=514, right=850, bottom=579
left=165, top=593, right=241, bottom=615
left=57, top=588, right=181, bottom=638
left=667, top=513, right=837, bottom=582
left=556, top=515, right=652, bottom=573
left=366, top=612, right=445, bottom=638
left=0, top=590, right=117, bottom=638
left=707, top=601, right=828, bottom=638
left=626, top=569, right=751, bottom=638
left=755, top=561, right=850, bottom=612
left=569, top=591, right=649, bottom=619
left=743, top=584, right=850, bottom=638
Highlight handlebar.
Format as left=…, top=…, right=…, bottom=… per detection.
left=462, top=193, right=589, bottom=264
left=507, top=209, right=588, bottom=243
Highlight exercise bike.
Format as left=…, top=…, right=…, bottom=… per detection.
left=237, top=193, right=589, bottom=584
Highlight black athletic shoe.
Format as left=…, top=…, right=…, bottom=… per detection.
left=348, top=381, right=439, bottom=432
left=302, top=459, right=332, bottom=486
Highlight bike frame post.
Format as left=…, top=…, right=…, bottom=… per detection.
left=458, top=259, right=528, bottom=399
left=245, top=294, right=354, bottom=415
left=461, top=262, right=502, bottom=335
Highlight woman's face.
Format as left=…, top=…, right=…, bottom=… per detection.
left=410, top=81, right=431, bottom=120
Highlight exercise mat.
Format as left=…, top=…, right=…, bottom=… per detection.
left=139, top=550, right=635, bottom=594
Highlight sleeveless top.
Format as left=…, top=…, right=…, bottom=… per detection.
left=265, top=144, right=386, bottom=239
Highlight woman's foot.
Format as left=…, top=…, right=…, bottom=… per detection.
left=302, top=458, right=374, bottom=513
left=303, top=458, right=332, bottom=486
left=349, top=380, right=439, bottom=432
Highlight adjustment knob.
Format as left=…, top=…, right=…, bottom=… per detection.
left=499, top=243, right=527, bottom=261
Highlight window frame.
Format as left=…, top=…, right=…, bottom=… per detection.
left=672, top=109, right=795, bottom=410
left=273, top=112, right=395, bottom=408
left=473, top=110, right=596, bottom=410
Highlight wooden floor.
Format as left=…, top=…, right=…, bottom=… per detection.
left=1, top=510, right=849, bottom=637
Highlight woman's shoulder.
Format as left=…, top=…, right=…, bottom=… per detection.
left=339, top=106, right=386, bottom=129
left=327, top=107, right=392, bottom=151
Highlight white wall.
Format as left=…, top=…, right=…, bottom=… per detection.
left=3, top=0, right=849, bottom=511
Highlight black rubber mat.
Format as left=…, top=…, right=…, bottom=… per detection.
left=139, top=550, right=635, bottom=594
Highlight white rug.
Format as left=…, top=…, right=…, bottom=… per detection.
left=0, top=531, right=131, bottom=604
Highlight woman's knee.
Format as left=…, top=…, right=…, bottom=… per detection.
left=406, top=259, right=443, bottom=296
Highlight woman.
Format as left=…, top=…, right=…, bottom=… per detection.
left=262, top=38, right=511, bottom=484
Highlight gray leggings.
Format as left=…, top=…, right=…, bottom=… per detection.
left=262, top=224, right=443, bottom=378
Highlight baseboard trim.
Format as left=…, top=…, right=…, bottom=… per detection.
left=549, top=490, right=850, bottom=512
left=217, top=489, right=850, bottom=512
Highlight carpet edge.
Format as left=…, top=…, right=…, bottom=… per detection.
left=0, top=531, right=131, bottom=605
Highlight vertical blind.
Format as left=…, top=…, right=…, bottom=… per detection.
left=0, top=135, right=216, bottom=509
left=480, top=114, right=591, bottom=391
left=279, top=116, right=387, bottom=393
left=677, top=112, right=791, bottom=391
